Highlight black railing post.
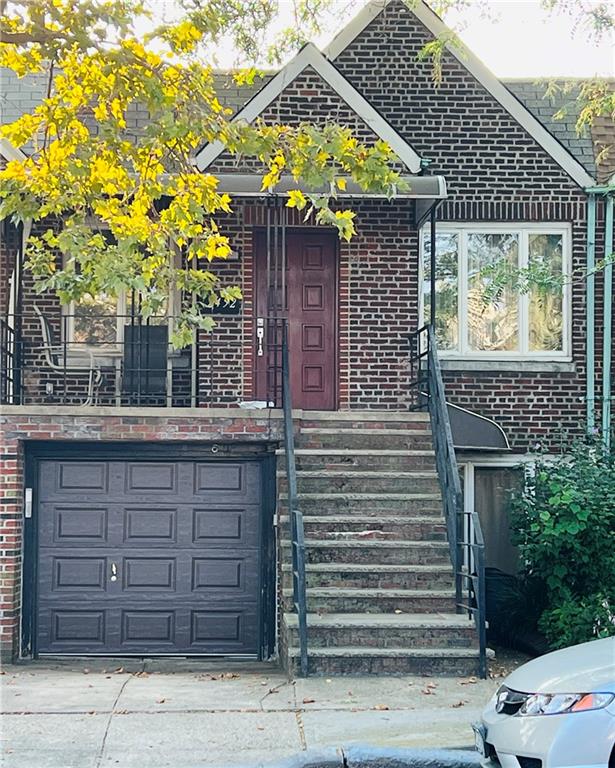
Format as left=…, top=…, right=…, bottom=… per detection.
left=408, top=324, right=487, bottom=679
left=281, top=320, right=308, bottom=676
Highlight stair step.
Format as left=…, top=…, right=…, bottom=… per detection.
left=297, top=430, right=433, bottom=450
left=281, top=563, right=454, bottom=589
left=279, top=515, right=446, bottom=541
left=278, top=449, right=437, bottom=471
left=279, top=493, right=442, bottom=516
left=286, top=646, right=481, bottom=676
left=284, top=612, right=477, bottom=648
left=283, top=587, right=456, bottom=613
left=280, top=538, right=450, bottom=565
left=280, top=471, right=440, bottom=495
left=295, top=411, right=430, bottom=423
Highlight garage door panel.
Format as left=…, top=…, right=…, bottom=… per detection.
left=36, top=458, right=265, bottom=656
left=190, top=609, right=258, bottom=652
left=39, top=462, right=110, bottom=499
left=52, top=556, right=108, bottom=591
left=191, top=552, right=259, bottom=594
left=193, top=462, right=261, bottom=499
left=123, top=507, right=178, bottom=544
left=37, top=609, right=107, bottom=651
left=121, top=610, right=176, bottom=645
left=125, top=463, right=178, bottom=494
left=192, top=506, right=260, bottom=547
left=39, top=504, right=110, bottom=545
left=122, top=557, right=176, bottom=591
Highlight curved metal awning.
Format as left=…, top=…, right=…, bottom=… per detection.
left=211, top=173, right=447, bottom=200
left=448, top=402, right=510, bottom=452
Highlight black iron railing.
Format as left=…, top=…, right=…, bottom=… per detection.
left=409, top=324, right=487, bottom=679
left=281, top=320, right=308, bottom=676
left=1, top=311, right=203, bottom=407
left=0, top=318, right=19, bottom=405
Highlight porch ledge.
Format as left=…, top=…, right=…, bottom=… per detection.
left=0, top=405, right=430, bottom=420
left=0, top=405, right=284, bottom=419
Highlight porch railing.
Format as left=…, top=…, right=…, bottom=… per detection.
left=408, top=324, right=487, bottom=679
left=1, top=311, right=204, bottom=407
left=280, top=320, right=308, bottom=676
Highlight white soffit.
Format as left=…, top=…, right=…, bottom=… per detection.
left=325, top=0, right=597, bottom=189
left=194, top=42, right=422, bottom=174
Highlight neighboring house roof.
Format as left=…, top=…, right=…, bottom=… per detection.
left=503, top=79, right=598, bottom=181
left=194, top=42, right=423, bottom=173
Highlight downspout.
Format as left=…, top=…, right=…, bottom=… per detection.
left=586, top=183, right=615, bottom=446
left=602, top=194, right=614, bottom=449
left=586, top=193, right=597, bottom=434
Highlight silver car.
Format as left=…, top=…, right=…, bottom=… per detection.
left=474, top=636, right=615, bottom=768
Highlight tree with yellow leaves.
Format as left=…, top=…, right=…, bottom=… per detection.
left=0, top=0, right=403, bottom=346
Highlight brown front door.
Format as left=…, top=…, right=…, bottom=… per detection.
left=255, top=230, right=337, bottom=410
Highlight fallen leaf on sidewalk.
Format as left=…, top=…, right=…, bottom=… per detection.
left=374, top=703, right=390, bottom=710
left=451, top=700, right=467, bottom=708
left=460, top=677, right=477, bottom=685
left=302, top=697, right=316, bottom=704
left=268, top=688, right=279, bottom=694
left=421, top=687, right=435, bottom=695
left=113, top=667, right=125, bottom=674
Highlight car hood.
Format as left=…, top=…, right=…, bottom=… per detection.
left=504, top=637, right=615, bottom=694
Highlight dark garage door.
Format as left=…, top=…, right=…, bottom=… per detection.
left=36, top=459, right=264, bottom=655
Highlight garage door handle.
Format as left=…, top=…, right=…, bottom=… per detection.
left=110, top=563, right=118, bottom=582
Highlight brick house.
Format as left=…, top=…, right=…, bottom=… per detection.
left=1, top=0, right=614, bottom=674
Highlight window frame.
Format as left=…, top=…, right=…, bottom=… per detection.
left=61, top=241, right=181, bottom=352
left=420, top=222, right=572, bottom=361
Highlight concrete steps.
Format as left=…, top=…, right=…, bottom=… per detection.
left=281, top=563, right=455, bottom=590
left=297, top=428, right=434, bottom=450
left=278, top=493, right=443, bottom=515
left=280, top=449, right=437, bottom=471
left=282, top=587, right=456, bottom=613
left=284, top=613, right=477, bottom=649
left=278, top=411, right=480, bottom=676
left=280, top=538, right=451, bottom=565
left=286, top=646, right=481, bottom=676
left=278, top=470, right=440, bottom=495
left=279, top=515, right=447, bottom=541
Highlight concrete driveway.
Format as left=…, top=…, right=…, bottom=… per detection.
left=0, top=658, right=502, bottom=767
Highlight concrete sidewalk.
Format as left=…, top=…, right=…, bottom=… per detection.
left=0, top=658, right=501, bottom=768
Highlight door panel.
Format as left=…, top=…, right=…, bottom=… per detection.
left=255, top=230, right=337, bottom=410
left=36, top=459, right=264, bottom=655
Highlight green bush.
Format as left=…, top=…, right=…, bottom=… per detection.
left=510, top=441, right=615, bottom=649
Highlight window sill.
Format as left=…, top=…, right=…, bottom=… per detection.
left=440, top=358, right=576, bottom=373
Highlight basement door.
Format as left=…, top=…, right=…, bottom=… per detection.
left=255, top=230, right=337, bottom=410
left=35, top=459, right=263, bottom=655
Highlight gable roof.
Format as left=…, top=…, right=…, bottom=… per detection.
left=324, top=0, right=597, bottom=188
left=194, top=42, right=422, bottom=174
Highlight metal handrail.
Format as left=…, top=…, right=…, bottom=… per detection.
left=281, top=320, right=308, bottom=676
left=409, top=324, right=487, bottom=678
